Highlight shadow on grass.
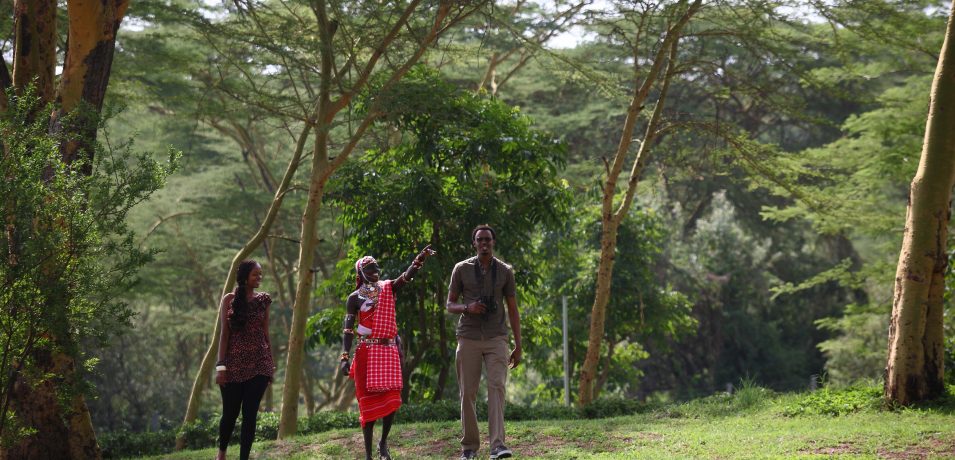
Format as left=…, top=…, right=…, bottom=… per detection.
left=906, top=384, right=955, bottom=415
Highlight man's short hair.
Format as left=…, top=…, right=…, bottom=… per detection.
left=471, top=224, right=496, bottom=241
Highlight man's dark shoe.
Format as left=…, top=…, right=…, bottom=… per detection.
left=460, top=449, right=477, bottom=460
left=489, top=445, right=512, bottom=459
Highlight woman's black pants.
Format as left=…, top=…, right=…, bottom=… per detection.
left=218, top=375, right=270, bottom=460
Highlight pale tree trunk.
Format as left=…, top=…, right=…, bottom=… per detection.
left=884, top=0, right=955, bottom=406
left=278, top=87, right=334, bottom=436
left=577, top=2, right=697, bottom=405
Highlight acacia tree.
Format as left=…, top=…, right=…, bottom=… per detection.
left=167, top=0, right=489, bottom=440
left=0, top=1, right=167, bottom=458
left=469, top=0, right=590, bottom=95
left=884, top=0, right=955, bottom=405
left=320, top=67, right=570, bottom=401
left=577, top=0, right=701, bottom=405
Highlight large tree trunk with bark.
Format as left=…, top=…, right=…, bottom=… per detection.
left=2, top=2, right=127, bottom=459
left=884, top=0, right=955, bottom=406
left=12, top=0, right=56, bottom=102
left=52, top=0, right=129, bottom=175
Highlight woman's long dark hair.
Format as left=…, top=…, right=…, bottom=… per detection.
left=230, top=260, right=259, bottom=330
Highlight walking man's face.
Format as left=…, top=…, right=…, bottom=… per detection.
left=473, top=229, right=495, bottom=256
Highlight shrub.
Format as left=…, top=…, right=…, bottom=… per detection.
left=781, top=385, right=881, bottom=417
left=397, top=399, right=460, bottom=423
left=99, top=430, right=176, bottom=458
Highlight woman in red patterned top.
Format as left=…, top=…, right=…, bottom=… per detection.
left=214, top=259, right=274, bottom=460
left=340, top=245, right=436, bottom=460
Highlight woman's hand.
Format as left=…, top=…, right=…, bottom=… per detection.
left=215, top=370, right=226, bottom=385
left=339, top=358, right=350, bottom=374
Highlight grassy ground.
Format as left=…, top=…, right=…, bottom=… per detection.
left=143, top=388, right=955, bottom=459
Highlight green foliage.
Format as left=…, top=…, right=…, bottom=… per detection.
left=780, top=385, right=882, bottom=417
left=320, top=66, right=571, bottom=399
left=172, top=411, right=358, bottom=456
left=536, top=204, right=695, bottom=400
left=0, top=88, right=178, bottom=443
left=98, top=429, right=176, bottom=459
left=816, top=303, right=889, bottom=385
left=577, top=396, right=647, bottom=420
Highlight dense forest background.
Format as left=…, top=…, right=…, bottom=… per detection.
left=3, top=0, right=951, bottom=441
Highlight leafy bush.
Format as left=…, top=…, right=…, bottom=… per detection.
left=781, top=385, right=881, bottom=417
left=396, top=399, right=460, bottom=423
left=298, top=410, right=360, bottom=433
left=99, top=430, right=176, bottom=458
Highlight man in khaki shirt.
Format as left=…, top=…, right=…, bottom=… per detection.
left=446, top=224, right=523, bottom=460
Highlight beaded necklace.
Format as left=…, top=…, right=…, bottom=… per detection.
left=357, top=282, right=380, bottom=304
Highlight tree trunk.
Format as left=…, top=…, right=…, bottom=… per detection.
left=301, top=366, right=315, bottom=417
left=433, top=282, right=449, bottom=401
left=51, top=0, right=129, bottom=175
left=276, top=0, right=468, bottom=436
left=12, top=0, right=56, bottom=102
left=6, top=350, right=71, bottom=460
left=175, top=124, right=312, bottom=449
left=3, top=2, right=128, bottom=458
left=577, top=11, right=692, bottom=404
left=884, top=0, right=955, bottom=406
left=278, top=137, right=331, bottom=437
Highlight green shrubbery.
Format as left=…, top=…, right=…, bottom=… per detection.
left=780, top=385, right=882, bottom=417
left=100, top=397, right=644, bottom=458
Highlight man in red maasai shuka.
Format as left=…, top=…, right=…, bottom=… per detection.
left=339, top=247, right=435, bottom=460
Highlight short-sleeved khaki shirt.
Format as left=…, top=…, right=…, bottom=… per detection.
left=449, top=256, right=516, bottom=340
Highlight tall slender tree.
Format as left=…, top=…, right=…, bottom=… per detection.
left=577, top=0, right=701, bottom=405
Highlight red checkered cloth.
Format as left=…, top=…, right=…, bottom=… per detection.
left=349, top=280, right=402, bottom=426
left=350, top=345, right=401, bottom=427
left=370, top=280, right=397, bottom=338
left=351, top=281, right=402, bottom=392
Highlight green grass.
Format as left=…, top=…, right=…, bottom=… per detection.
left=140, top=388, right=955, bottom=459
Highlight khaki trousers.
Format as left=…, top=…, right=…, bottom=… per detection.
left=456, top=335, right=509, bottom=451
